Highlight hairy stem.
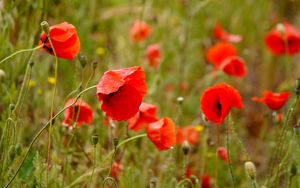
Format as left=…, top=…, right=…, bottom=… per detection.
left=4, top=85, right=97, bottom=188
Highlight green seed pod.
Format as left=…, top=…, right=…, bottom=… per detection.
left=8, top=145, right=16, bottom=161
left=91, top=134, right=99, bottom=146
left=15, top=143, right=22, bottom=156
left=92, top=61, right=98, bottom=70
left=0, top=69, right=5, bottom=83
left=182, top=140, right=190, bottom=155
left=78, top=54, right=88, bottom=68
left=29, top=60, right=34, bottom=67
left=113, top=137, right=119, bottom=150
left=290, top=162, right=297, bottom=176
left=9, top=104, right=15, bottom=111
left=245, top=161, right=256, bottom=180
left=41, top=21, right=50, bottom=35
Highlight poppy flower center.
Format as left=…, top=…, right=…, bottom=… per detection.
left=216, top=101, right=222, bottom=110
left=108, top=86, right=124, bottom=97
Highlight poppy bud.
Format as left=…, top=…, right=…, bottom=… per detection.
left=91, top=134, right=99, bottom=146
left=290, top=162, right=297, bottom=176
left=92, top=61, right=98, bottom=70
left=293, top=125, right=300, bottom=135
left=113, top=137, right=119, bottom=150
left=9, top=104, right=15, bottom=111
left=177, top=96, right=184, bottom=105
left=40, top=21, right=50, bottom=35
left=0, top=69, right=5, bottom=83
left=245, top=161, right=256, bottom=180
left=202, top=114, right=208, bottom=123
left=8, top=145, right=16, bottom=161
left=182, top=140, right=190, bottom=155
left=276, top=23, right=285, bottom=35
left=295, top=78, right=300, bottom=96
left=15, top=143, right=22, bottom=156
left=78, top=54, right=88, bottom=68
left=29, top=60, right=34, bottom=67
left=149, top=177, right=158, bottom=188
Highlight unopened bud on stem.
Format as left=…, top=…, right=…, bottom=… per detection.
left=41, top=21, right=50, bottom=35
left=113, top=137, right=119, bottom=150
left=91, top=134, right=99, bottom=146
left=245, top=161, right=256, bottom=180
left=182, top=141, right=190, bottom=155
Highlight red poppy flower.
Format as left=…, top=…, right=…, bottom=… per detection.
left=265, top=23, right=300, bottom=55
left=38, top=22, right=80, bottom=60
left=63, top=98, right=93, bottom=127
left=206, top=42, right=237, bottom=68
left=128, top=102, right=158, bottom=131
left=146, top=44, right=161, bottom=68
left=146, top=117, right=176, bottom=151
left=214, top=22, right=242, bottom=43
left=130, top=20, right=151, bottom=42
left=111, top=162, right=123, bottom=179
left=200, top=83, right=243, bottom=124
left=219, top=56, right=247, bottom=77
left=176, top=126, right=199, bottom=145
left=201, top=174, right=211, bottom=188
left=97, top=66, right=147, bottom=121
left=217, top=147, right=229, bottom=163
left=252, top=91, right=290, bottom=110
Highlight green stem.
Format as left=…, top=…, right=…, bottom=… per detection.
left=226, top=117, right=236, bottom=188
left=0, top=45, right=43, bottom=65
left=102, top=176, right=118, bottom=188
left=88, top=145, right=97, bottom=187
left=176, top=178, right=193, bottom=188
left=66, top=167, right=107, bottom=188
left=103, top=134, right=147, bottom=162
left=266, top=97, right=298, bottom=186
left=4, top=85, right=97, bottom=188
left=13, top=51, right=35, bottom=114
left=46, top=32, right=59, bottom=188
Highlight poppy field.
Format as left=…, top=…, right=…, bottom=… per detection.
left=1, top=0, right=300, bottom=187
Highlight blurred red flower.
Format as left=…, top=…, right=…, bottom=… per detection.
left=63, top=98, right=93, bottom=127
left=201, top=174, right=211, bottom=188
left=111, top=162, right=123, bottom=179
left=252, top=91, right=290, bottom=110
left=97, top=66, right=147, bottom=120
left=219, top=56, right=247, bottom=78
left=146, top=117, right=176, bottom=151
left=200, top=83, right=243, bottom=124
left=39, top=22, right=80, bottom=60
left=206, top=42, right=237, bottom=68
left=217, top=147, right=229, bottom=163
left=128, top=102, right=158, bottom=131
left=130, top=20, right=151, bottom=42
left=214, top=22, right=242, bottom=43
left=265, top=23, right=300, bottom=55
left=176, top=126, right=199, bottom=145
left=146, top=44, right=161, bottom=68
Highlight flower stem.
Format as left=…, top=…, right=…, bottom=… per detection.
left=0, top=45, right=43, bottom=65
left=4, top=85, right=97, bottom=188
left=88, top=145, right=97, bottom=187
left=226, top=116, right=236, bottom=188
left=103, top=134, right=147, bottom=162
left=46, top=32, right=59, bottom=188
